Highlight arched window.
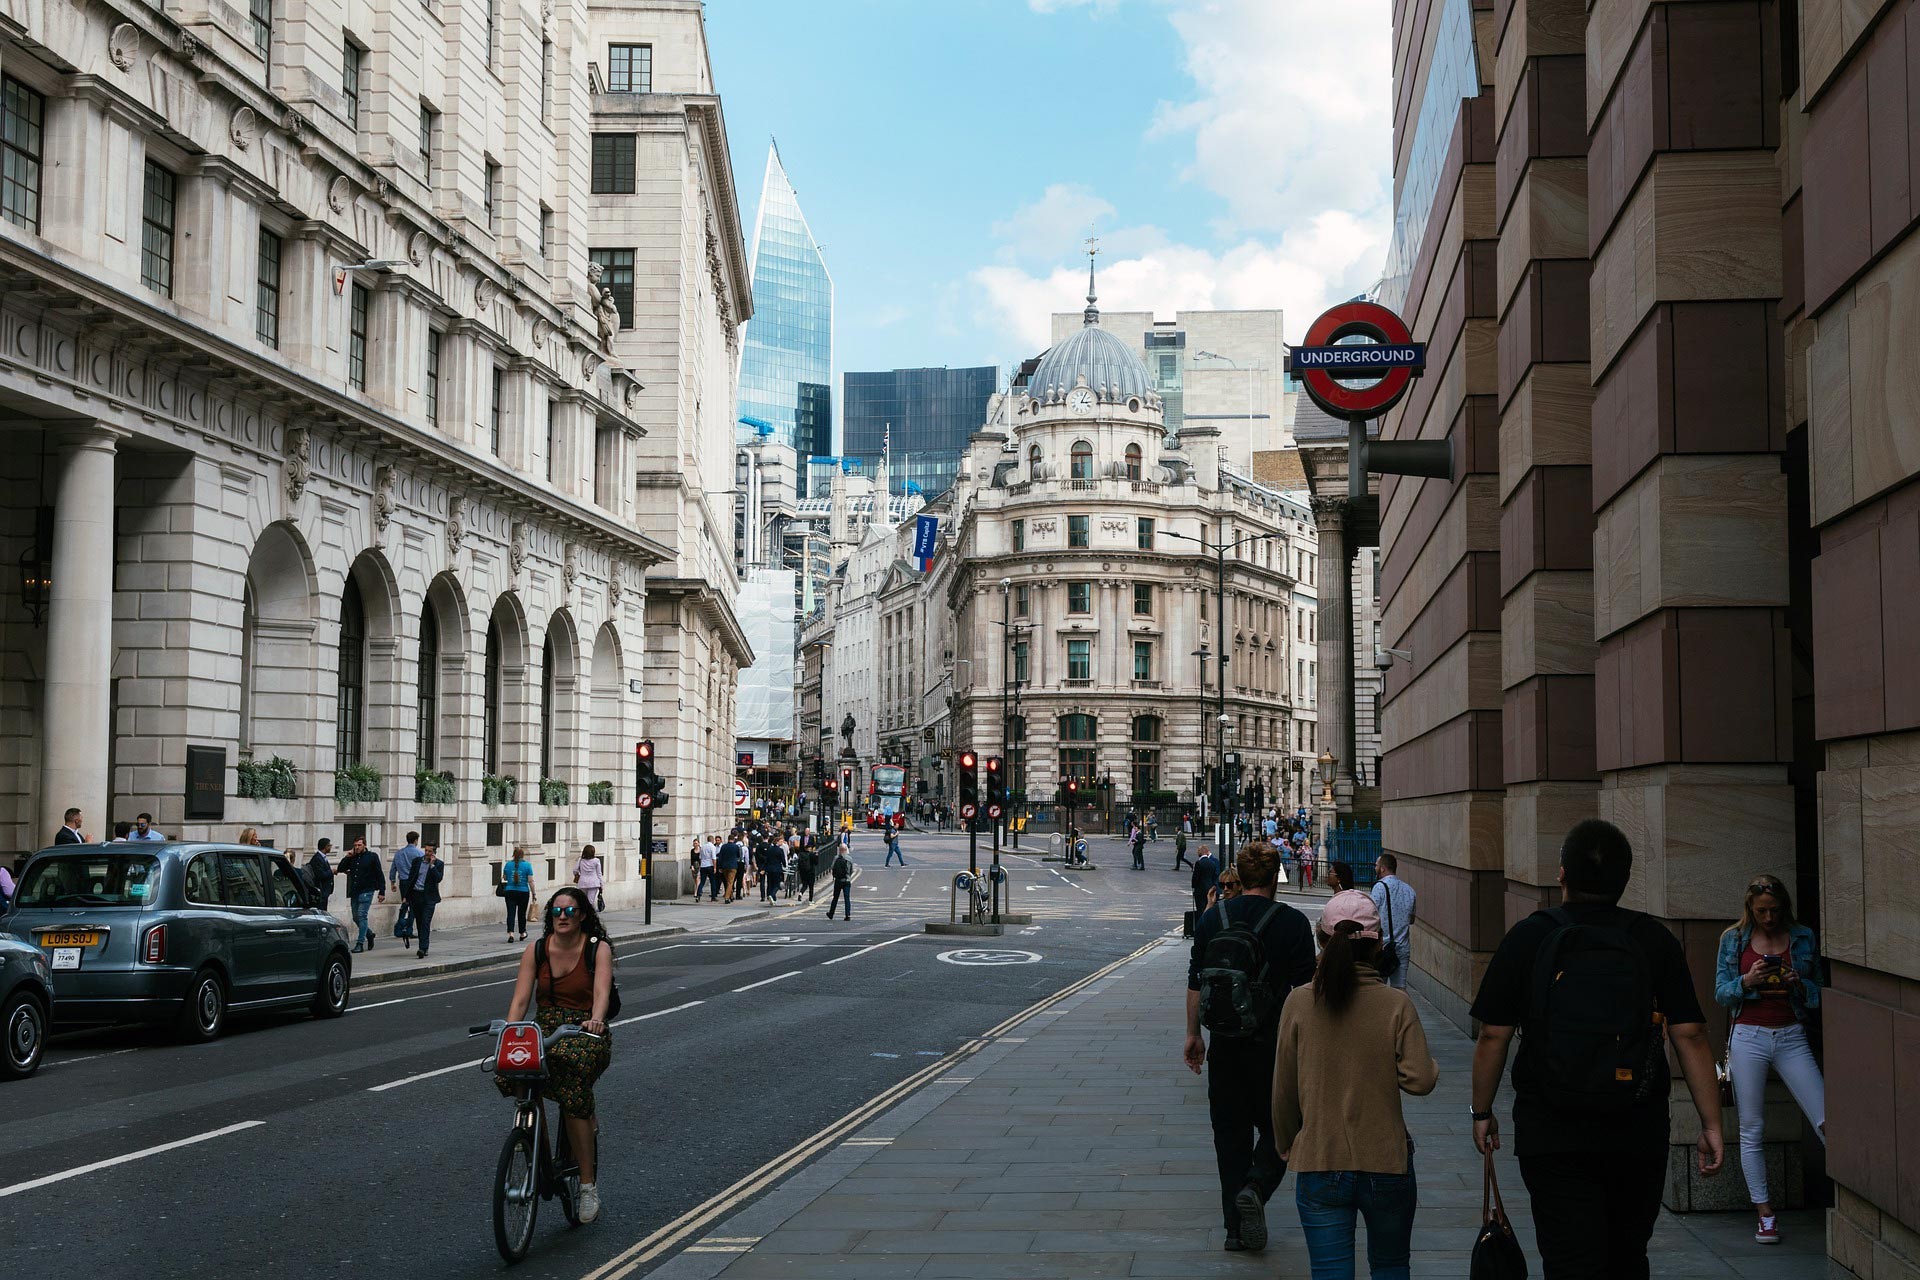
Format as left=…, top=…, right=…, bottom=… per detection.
left=1069, top=440, right=1094, bottom=481
left=1124, top=443, right=1142, bottom=481
left=1028, top=444, right=1042, bottom=478
left=1058, top=713, right=1097, bottom=783
left=540, top=628, right=557, bottom=780
left=335, top=577, right=366, bottom=768
left=484, top=618, right=502, bottom=775
left=417, top=603, right=439, bottom=769
left=1131, top=715, right=1161, bottom=742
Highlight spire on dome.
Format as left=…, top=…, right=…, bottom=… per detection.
left=1083, top=227, right=1100, bottom=327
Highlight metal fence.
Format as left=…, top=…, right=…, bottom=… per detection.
left=1325, top=821, right=1382, bottom=891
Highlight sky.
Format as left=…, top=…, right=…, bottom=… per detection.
left=704, top=0, right=1394, bottom=390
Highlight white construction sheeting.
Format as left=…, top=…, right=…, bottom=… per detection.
left=734, top=568, right=797, bottom=740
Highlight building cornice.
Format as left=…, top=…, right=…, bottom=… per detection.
left=645, top=576, right=755, bottom=667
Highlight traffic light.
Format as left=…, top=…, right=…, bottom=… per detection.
left=635, top=740, right=669, bottom=810
left=957, top=749, right=979, bottom=810
left=984, top=755, right=1004, bottom=807
left=823, top=775, right=840, bottom=805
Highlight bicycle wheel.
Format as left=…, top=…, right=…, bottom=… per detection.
left=492, top=1126, right=539, bottom=1263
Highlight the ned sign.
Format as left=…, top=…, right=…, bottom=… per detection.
left=1288, top=344, right=1425, bottom=374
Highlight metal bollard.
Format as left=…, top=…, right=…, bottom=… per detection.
left=951, top=872, right=975, bottom=924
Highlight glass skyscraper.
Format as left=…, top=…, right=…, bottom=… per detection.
left=842, top=366, right=996, bottom=498
left=736, top=144, right=833, bottom=495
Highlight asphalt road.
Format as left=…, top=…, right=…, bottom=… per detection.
left=1, top=831, right=1197, bottom=1279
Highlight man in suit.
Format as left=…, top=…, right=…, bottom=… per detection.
left=53, top=808, right=87, bottom=844
left=401, top=843, right=444, bottom=959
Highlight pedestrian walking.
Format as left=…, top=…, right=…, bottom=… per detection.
left=883, top=824, right=905, bottom=867
left=1130, top=823, right=1146, bottom=870
left=1190, top=845, right=1219, bottom=914
left=389, top=831, right=424, bottom=946
left=1713, top=873, right=1824, bottom=1247
left=502, top=845, right=536, bottom=941
left=697, top=835, right=719, bottom=901
left=1146, top=813, right=1158, bottom=841
left=1183, top=840, right=1316, bottom=1254
left=718, top=829, right=746, bottom=902
left=756, top=832, right=782, bottom=902
left=128, top=812, right=165, bottom=841
left=306, top=839, right=335, bottom=913
left=798, top=838, right=819, bottom=902
left=53, top=807, right=88, bottom=844
left=337, top=836, right=386, bottom=953
left=402, top=843, right=444, bottom=958
left=573, top=844, right=606, bottom=911
left=1272, top=889, right=1438, bottom=1278
left=1368, top=854, right=1417, bottom=991
left=825, top=844, right=853, bottom=921
left=1174, top=827, right=1191, bottom=870
left=1469, top=819, right=1724, bottom=1279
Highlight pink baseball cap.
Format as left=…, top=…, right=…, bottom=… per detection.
left=1321, top=889, right=1381, bottom=939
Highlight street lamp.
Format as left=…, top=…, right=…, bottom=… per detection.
left=1191, top=646, right=1211, bottom=824
left=1193, top=350, right=1261, bottom=454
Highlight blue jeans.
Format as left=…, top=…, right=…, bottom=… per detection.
left=884, top=843, right=905, bottom=866
left=351, top=890, right=375, bottom=946
left=1295, top=1167, right=1417, bottom=1280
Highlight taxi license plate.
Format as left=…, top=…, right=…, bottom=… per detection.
left=52, top=947, right=81, bottom=970
left=40, top=930, right=100, bottom=948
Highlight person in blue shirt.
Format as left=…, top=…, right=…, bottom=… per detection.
left=389, top=832, right=424, bottom=946
left=502, top=846, right=536, bottom=942
left=127, top=812, right=166, bottom=841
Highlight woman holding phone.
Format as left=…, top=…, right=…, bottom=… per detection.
left=1713, top=874, right=1824, bottom=1247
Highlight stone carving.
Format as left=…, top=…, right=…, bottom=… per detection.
left=176, top=30, right=204, bottom=61
left=531, top=318, right=551, bottom=350
left=109, top=23, right=139, bottom=69
left=284, top=427, right=311, bottom=502
left=840, top=714, right=856, bottom=753
left=623, top=380, right=640, bottom=414
left=607, top=561, right=623, bottom=606
left=372, top=464, right=396, bottom=537
left=586, top=263, right=620, bottom=352
left=1031, top=518, right=1058, bottom=536
left=562, top=543, right=578, bottom=594
left=408, top=231, right=429, bottom=266
left=446, top=495, right=467, bottom=555
left=474, top=278, right=495, bottom=314
left=508, top=521, right=527, bottom=582
left=1100, top=517, right=1128, bottom=534
left=282, top=107, right=312, bottom=143
left=706, top=227, right=738, bottom=351
left=371, top=177, right=394, bottom=205
left=580, top=350, right=600, bottom=382
left=229, top=105, right=257, bottom=149
left=328, top=175, right=353, bottom=214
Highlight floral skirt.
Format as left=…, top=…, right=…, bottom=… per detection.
left=495, top=1004, right=612, bottom=1119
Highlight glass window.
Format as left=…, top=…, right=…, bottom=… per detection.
left=425, top=330, right=441, bottom=425
left=591, top=134, right=636, bottom=194
left=1066, top=639, right=1091, bottom=681
left=1014, top=584, right=1029, bottom=616
left=255, top=228, right=281, bottom=348
left=267, top=858, right=306, bottom=908
left=1133, top=584, right=1152, bottom=615
left=1012, top=640, right=1029, bottom=684
left=1132, top=715, right=1161, bottom=741
left=140, top=160, right=175, bottom=296
left=484, top=619, right=502, bottom=774
left=184, top=854, right=220, bottom=904
left=485, top=160, right=501, bottom=234
left=1, top=77, right=44, bottom=232
left=341, top=40, right=363, bottom=129
left=1061, top=713, right=1096, bottom=741
left=1067, top=581, right=1090, bottom=613
left=1011, top=519, right=1024, bottom=552
left=17, top=854, right=160, bottom=908
left=545, top=400, right=558, bottom=483
left=220, top=853, right=266, bottom=907
left=1137, top=517, right=1154, bottom=550
left=336, top=578, right=365, bottom=767
left=541, top=38, right=553, bottom=122
left=348, top=284, right=369, bottom=390
left=539, top=205, right=552, bottom=260
left=1068, top=514, right=1089, bottom=548
left=1133, top=641, right=1154, bottom=681
left=1131, top=747, right=1161, bottom=798
left=607, top=43, right=652, bottom=92
left=588, top=248, right=635, bottom=328
left=540, top=628, right=557, bottom=779
left=1070, top=440, right=1094, bottom=480
left=250, top=0, right=272, bottom=56
left=419, top=103, right=436, bottom=164
left=418, top=602, right=439, bottom=768
left=1028, top=444, right=1042, bottom=477
left=490, top=366, right=505, bottom=455
left=1125, top=443, right=1142, bottom=481
left=485, top=0, right=497, bottom=65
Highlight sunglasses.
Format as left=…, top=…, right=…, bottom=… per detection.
left=549, top=905, right=580, bottom=919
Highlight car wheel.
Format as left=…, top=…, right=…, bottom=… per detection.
left=310, top=953, right=350, bottom=1019
left=174, top=967, right=226, bottom=1043
left=0, top=990, right=45, bottom=1079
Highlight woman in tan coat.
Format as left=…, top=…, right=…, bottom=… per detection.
left=1272, top=889, right=1438, bottom=1279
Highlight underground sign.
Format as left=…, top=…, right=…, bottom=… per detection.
left=1287, top=300, right=1425, bottom=419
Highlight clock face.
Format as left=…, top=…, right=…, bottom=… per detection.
left=1067, top=387, right=1095, bottom=416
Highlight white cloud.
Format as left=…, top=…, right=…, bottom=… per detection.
left=989, top=184, right=1117, bottom=264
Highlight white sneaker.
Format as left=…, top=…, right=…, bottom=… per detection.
left=577, top=1181, right=600, bottom=1224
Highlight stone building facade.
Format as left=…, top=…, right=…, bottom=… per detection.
left=0, top=0, right=742, bottom=924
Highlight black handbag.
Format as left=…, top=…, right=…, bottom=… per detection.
left=1471, top=1150, right=1528, bottom=1279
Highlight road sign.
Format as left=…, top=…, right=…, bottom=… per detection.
left=733, top=778, right=750, bottom=808
left=937, top=948, right=1042, bottom=966
left=637, top=793, right=654, bottom=809
left=1287, top=300, right=1424, bottom=418
left=960, top=802, right=977, bottom=819
left=988, top=803, right=1003, bottom=819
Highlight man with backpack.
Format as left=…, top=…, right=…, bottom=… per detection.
left=825, top=843, right=854, bottom=921
left=1183, top=840, right=1315, bottom=1253
left=1469, top=819, right=1724, bottom=1279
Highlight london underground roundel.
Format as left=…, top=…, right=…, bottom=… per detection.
left=1288, top=301, right=1425, bottom=419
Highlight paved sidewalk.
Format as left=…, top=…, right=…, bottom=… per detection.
left=650, top=935, right=1824, bottom=1279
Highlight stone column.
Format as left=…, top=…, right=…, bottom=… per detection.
left=39, top=426, right=124, bottom=842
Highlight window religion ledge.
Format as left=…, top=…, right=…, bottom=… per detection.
left=1063, top=678, right=1094, bottom=689
left=1131, top=679, right=1162, bottom=689
left=334, top=763, right=382, bottom=807
left=482, top=773, right=519, bottom=806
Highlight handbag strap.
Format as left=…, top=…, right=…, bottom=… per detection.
left=1482, top=1149, right=1509, bottom=1225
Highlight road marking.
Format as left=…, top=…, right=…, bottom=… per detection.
left=870, top=1052, right=899, bottom=1058
left=818, top=933, right=917, bottom=966
left=0, top=1120, right=265, bottom=1198
left=43, top=1046, right=141, bottom=1069
left=732, top=970, right=800, bottom=993
left=367, top=1057, right=490, bottom=1092
left=350, top=976, right=518, bottom=1012
left=937, top=948, right=1042, bottom=966
left=897, top=872, right=915, bottom=898
left=612, top=999, right=704, bottom=1027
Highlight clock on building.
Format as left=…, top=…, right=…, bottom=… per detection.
left=1066, top=387, right=1095, bottom=416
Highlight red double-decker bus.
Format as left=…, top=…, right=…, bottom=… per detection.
left=867, top=764, right=908, bottom=828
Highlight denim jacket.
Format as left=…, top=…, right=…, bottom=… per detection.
left=1713, top=923, right=1821, bottom=1023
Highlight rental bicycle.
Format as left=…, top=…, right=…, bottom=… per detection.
left=471, top=1018, right=603, bottom=1264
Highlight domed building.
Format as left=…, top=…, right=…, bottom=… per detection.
left=935, top=271, right=1322, bottom=829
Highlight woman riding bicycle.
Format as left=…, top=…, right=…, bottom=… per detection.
left=500, top=886, right=614, bottom=1222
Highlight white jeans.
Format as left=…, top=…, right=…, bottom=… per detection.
left=1730, top=1021, right=1826, bottom=1205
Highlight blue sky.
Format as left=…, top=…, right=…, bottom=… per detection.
left=706, top=0, right=1394, bottom=388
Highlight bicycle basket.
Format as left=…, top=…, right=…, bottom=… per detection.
left=494, top=1022, right=547, bottom=1078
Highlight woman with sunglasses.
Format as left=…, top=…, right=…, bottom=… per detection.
left=1713, top=873, right=1823, bottom=1246
left=501, top=886, right=615, bottom=1223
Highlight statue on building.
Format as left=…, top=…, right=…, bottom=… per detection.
left=586, top=262, right=620, bottom=352
left=839, top=713, right=857, bottom=757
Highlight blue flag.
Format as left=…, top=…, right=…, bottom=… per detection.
left=913, top=514, right=939, bottom=568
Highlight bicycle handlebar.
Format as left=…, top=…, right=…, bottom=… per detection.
left=469, top=1018, right=605, bottom=1045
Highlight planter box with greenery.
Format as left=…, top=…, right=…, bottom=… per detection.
left=586, top=780, right=615, bottom=805
left=415, top=766, right=456, bottom=805
left=335, top=762, right=381, bottom=806
left=482, top=773, right=518, bottom=806
left=538, top=777, right=569, bottom=807
left=236, top=755, right=298, bottom=799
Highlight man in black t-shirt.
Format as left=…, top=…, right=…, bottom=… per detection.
left=1469, top=819, right=1724, bottom=1280
left=1182, top=841, right=1316, bottom=1253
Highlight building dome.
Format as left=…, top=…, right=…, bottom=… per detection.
left=1027, top=321, right=1154, bottom=402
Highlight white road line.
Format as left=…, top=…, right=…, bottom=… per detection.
left=612, top=999, right=704, bottom=1027
left=350, top=976, right=519, bottom=1012
left=897, top=872, right=915, bottom=898
left=367, top=1057, right=490, bottom=1092
left=0, top=1120, right=265, bottom=1198
left=820, top=933, right=917, bottom=966
left=732, top=970, right=800, bottom=993
left=44, top=1046, right=141, bottom=1069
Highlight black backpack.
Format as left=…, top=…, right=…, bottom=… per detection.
left=1526, top=907, right=1661, bottom=1112
left=1197, top=900, right=1285, bottom=1039
left=536, top=935, right=623, bottom=1021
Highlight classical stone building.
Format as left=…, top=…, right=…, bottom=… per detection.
left=0, top=0, right=741, bottom=923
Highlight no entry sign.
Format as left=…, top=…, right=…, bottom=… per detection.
left=1287, top=300, right=1425, bottom=419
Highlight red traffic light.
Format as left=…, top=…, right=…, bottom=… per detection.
left=825, top=778, right=839, bottom=791
left=985, top=757, right=1001, bottom=774
left=959, top=750, right=977, bottom=769
left=637, top=739, right=654, bottom=761
left=1067, top=779, right=1079, bottom=793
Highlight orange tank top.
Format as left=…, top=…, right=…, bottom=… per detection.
left=539, top=942, right=594, bottom=1009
